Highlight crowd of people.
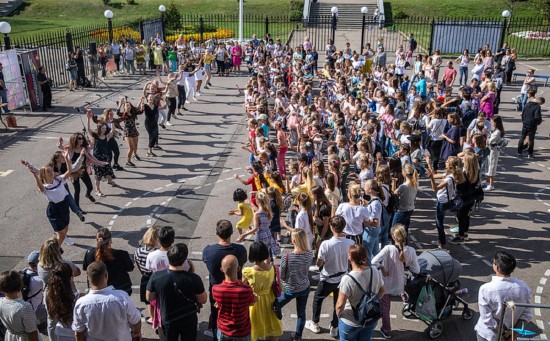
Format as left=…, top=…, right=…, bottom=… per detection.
left=0, top=30, right=545, bottom=341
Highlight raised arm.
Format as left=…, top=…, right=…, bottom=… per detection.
left=21, top=160, right=45, bottom=193
left=61, top=151, right=73, bottom=180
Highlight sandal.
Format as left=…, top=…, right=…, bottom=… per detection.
left=96, top=191, right=106, bottom=197
left=108, top=181, right=118, bottom=187
left=134, top=154, right=141, bottom=161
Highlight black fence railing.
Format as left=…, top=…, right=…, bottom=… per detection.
left=3, top=14, right=547, bottom=88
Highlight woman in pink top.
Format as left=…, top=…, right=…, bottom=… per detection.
left=232, top=42, right=243, bottom=73
left=274, top=121, right=288, bottom=177
left=480, top=82, right=497, bottom=118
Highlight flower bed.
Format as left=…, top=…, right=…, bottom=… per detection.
left=510, top=31, right=550, bottom=41
left=90, top=27, right=141, bottom=42
left=165, top=28, right=235, bottom=43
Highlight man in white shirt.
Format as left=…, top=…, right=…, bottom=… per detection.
left=474, top=251, right=532, bottom=341
left=305, top=216, right=354, bottom=338
left=72, top=261, right=141, bottom=341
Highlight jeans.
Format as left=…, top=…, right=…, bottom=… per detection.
left=459, top=66, right=468, bottom=86
left=167, top=97, right=176, bottom=122
left=163, top=315, right=198, bottom=341
left=379, top=207, right=391, bottom=247
left=216, top=330, right=250, bottom=341
left=380, top=294, right=392, bottom=333
left=278, top=287, right=310, bottom=337
left=518, top=126, right=537, bottom=156
left=177, top=84, right=187, bottom=109
left=170, top=59, right=178, bottom=72
left=65, top=193, right=81, bottom=214
left=338, top=318, right=377, bottom=341
left=158, top=108, right=168, bottom=125
left=392, top=210, right=414, bottom=233
left=456, top=201, right=475, bottom=236
left=435, top=201, right=454, bottom=245
left=72, top=171, right=93, bottom=207
left=520, top=93, right=528, bottom=110
left=363, top=227, right=381, bottom=264
left=125, top=59, right=135, bottom=74
left=312, top=280, right=339, bottom=327
left=108, top=137, right=120, bottom=165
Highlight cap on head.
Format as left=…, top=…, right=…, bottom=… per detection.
left=27, top=250, right=39, bottom=265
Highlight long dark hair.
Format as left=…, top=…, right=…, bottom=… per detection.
left=311, top=185, right=331, bottom=217
left=491, top=115, right=505, bottom=137
left=95, top=227, right=114, bottom=262
left=46, top=263, right=75, bottom=325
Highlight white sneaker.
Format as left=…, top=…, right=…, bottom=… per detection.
left=64, top=236, right=75, bottom=246
left=329, top=325, right=338, bottom=337
left=481, top=180, right=488, bottom=187
left=484, top=185, right=494, bottom=191
left=193, top=97, right=198, bottom=101
left=197, top=91, right=202, bottom=96
left=166, top=121, right=173, bottom=126
left=308, top=265, right=320, bottom=272
left=185, top=100, right=190, bottom=104
left=305, top=320, right=321, bottom=334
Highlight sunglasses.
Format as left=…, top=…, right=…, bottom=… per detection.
left=77, top=137, right=84, bottom=140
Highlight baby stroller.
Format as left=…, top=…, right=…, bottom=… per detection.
left=402, top=250, right=473, bottom=338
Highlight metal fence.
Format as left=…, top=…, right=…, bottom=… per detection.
left=4, top=14, right=547, bottom=88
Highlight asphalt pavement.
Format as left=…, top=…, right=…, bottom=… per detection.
left=0, top=58, right=549, bottom=341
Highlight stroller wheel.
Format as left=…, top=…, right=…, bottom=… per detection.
left=462, top=307, right=473, bottom=320
left=427, top=322, right=443, bottom=339
left=402, top=304, right=416, bottom=319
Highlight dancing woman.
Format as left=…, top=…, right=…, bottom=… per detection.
left=48, top=150, right=86, bottom=221
left=87, top=110, right=117, bottom=197
left=116, top=97, right=143, bottom=167
left=92, top=108, right=124, bottom=171
left=21, top=151, right=75, bottom=246
left=139, top=95, right=160, bottom=157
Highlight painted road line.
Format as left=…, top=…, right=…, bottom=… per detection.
left=517, top=214, right=530, bottom=219
left=535, top=308, right=541, bottom=316
left=536, top=286, right=544, bottom=294
left=154, top=187, right=163, bottom=191
left=545, top=270, right=550, bottom=277
left=482, top=259, right=492, bottom=267
left=500, top=209, right=511, bottom=213
left=146, top=218, right=152, bottom=225
left=541, top=278, right=547, bottom=285
left=0, top=170, right=13, bottom=177
left=535, top=295, right=541, bottom=304
left=124, top=202, right=132, bottom=207
left=535, top=219, right=547, bottom=223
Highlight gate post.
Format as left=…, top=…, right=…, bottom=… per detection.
left=428, top=19, right=435, bottom=56
left=265, top=16, right=269, bottom=37
left=66, top=30, right=74, bottom=53
left=199, top=17, right=204, bottom=42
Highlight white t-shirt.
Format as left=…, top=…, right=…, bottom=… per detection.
left=319, top=237, right=355, bottom=283
left=44, top=176, right=69, bottom=203
left=436, top=175, right=455, bottom=203
left=335, top=203, right=370, bottom=236
left=428, top=118, right=447, bottom=141
left=295, top=210, right=314, bottom=244
left=145, top=250, right=189, bottom=272
left=366, top=198, right=382, bottom=228
left=338, top=268, right=384, bottom=327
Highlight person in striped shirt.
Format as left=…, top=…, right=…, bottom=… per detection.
left=212, top=255, right=256, bottom=341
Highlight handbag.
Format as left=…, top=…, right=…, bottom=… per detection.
left=346, top=267, right=381, bottom=327
left=272, top=257, right=287, bottom=320
left=446, top=177, right=464, bottom=212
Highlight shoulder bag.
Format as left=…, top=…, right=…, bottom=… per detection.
left=346, top=267, right=381, bottom=327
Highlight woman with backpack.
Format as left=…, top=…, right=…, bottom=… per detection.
left=391, top=164, right=418, bottom=233
left=450, top=152, right=481, bottom=244
left=426, top=155, right=465, bottom=249
left=336, top=244, right=385, bottom=340
left=371, top=224, right=419, bottom=339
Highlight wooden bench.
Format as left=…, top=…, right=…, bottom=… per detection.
left=513, top=73, right=549, bottom=87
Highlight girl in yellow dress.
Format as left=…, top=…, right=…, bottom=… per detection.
left=242, top=242, right=282, bottom=341
left=229, top=188, right=253, bottom=236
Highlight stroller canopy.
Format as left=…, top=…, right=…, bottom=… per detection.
left=418, top=250, right=462, bottom=284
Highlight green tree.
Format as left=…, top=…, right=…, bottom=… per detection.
left=164, top=0, right=182, bottom=31
left=530, top=0, right=550, bottom=19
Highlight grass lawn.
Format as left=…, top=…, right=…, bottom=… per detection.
left=384, top=0, right=539, bottom=19
left=6, top=0, right=292, bottom=38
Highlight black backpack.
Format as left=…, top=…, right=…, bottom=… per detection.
left=20, top=269, right=42, bottom=302
left=411, top=39, right=417, bottom=51
left=461, top=102, right=477, bottom=128
left=346, top=268, right=382, bottom=327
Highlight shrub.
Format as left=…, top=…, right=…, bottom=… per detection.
left=165, top=28, right=235, bottom=43
left=103, top=0, right=111, bottom=4
left=164, top=0, right=182, bottom=31
left=290, top=0, right=304, bottom=11
left=290, top=9, right=302, bottom=22
left=127, top=0, right=136, bottom=4
left=394, top=11, right=409, bottom=19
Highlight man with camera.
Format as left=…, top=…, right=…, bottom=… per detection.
left=37, top=66, right=53, bottom=111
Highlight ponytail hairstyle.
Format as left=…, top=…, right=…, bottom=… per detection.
left=303, top=167, right=314, bottom=196
left=375, top=164, right=392, bottom=186
left=46, top=263, right=75, bottom=325
left=463, top=153, right=480, bottom=184
left=266, top=186, right=284, bottom=211
left=366, top=179, right=385, bottom=202
left=328, top=157, right=341, bottom=177
left=296, top=192, right=314, bottom=231
left=402, top=164, right=419, bottom=189
left=326, top=172, right=337, bottom=192
left=256, top=192, right=273, bottom=220
left=95, top=227, right=114, bottom=262
left=349, top=244, right=368, bottom=266
left=446, top=156, right=465, bottom=184
left=391, top=224, right=408, bottom=263
left=348, top=184, right=362, bottom=203
left=312, top=160, right=326, bottom=179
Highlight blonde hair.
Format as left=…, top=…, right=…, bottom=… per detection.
left=39, top=238, right=63, bottom=269
left=291, top=229, right=310, bottom=252
left=403, top=164, right=418, bottom=189
left=463, top=153, right=479, bottom=184
left=348, top=184, right=362, bottom=202
left=142, top=227, right=159, bottom=248
left=391, top=224, right=408, bottom=263
left=256, top=192, right=273, bottom=220
left=302, top=167, right=314, bottom=196
left=39, top=166, right=53, bottom=184
left=446, top=156, right=465, bottom=183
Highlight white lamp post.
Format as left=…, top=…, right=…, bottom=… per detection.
left=0, top=21, right=12, bottom=50
left=238, top=0, right=244, bottom=44
left=159, top=5, right=166, bottom=39
left=104, top=10, right=114, bottom=42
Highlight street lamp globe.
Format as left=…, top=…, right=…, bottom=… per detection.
left=0, top=22, right=11, bottom=35
left=331, top=6, right=338, bottom=15
left=159, top=5, right=166, bottom=12
left=361, top=6, right=368, bottom=14
left=104, top=10, right=113, bottom=19
left=502, top=10, right=511, bottom=18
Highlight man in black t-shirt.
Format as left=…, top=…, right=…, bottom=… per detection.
left=147, top=243, right=207, bottom=341
left=37, top=66, right=53, bottom=111
left=202, top=220, right=247, bottom=340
